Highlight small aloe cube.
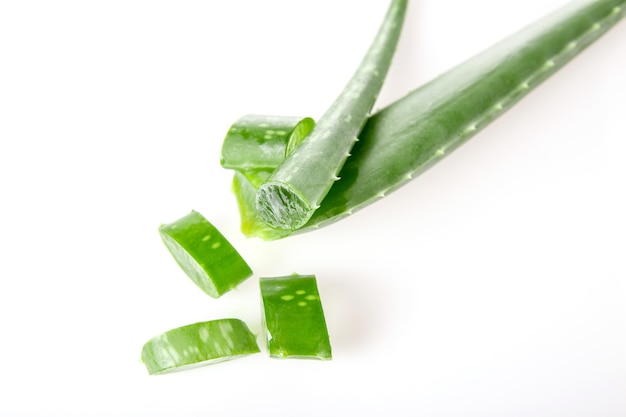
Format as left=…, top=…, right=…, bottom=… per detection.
left=260, top=274, right=332, bottom=360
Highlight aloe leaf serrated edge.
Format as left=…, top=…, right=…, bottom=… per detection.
left=227, top=0, right=626, bottom=240
left=254, top=0, right=409, bottom=231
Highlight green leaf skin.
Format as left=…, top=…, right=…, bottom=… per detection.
left=220, top=115, right=314, bottom=171
left=307, top=0, right=626, bottom=231
left=159, top=210, right=252, bottom=298
left=141, top=319, right=260, bottom=375
left=260, top=274, right=332, bottom=360
left=255, top=0, right=408, bottom=231
left=231, top=0, right=626, bottom=240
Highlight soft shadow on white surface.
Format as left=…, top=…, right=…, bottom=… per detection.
left=0, top=1, right=625, bottom=416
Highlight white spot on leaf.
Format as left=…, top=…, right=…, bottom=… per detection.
left=199, top=327, right=210, bottom=342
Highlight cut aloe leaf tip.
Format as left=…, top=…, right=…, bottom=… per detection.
left=254, top=0, right=409, bottom=231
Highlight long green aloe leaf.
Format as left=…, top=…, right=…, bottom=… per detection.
left=231, top=0, right=625, bottom=240
left=254, top=0, right=408, bottom=231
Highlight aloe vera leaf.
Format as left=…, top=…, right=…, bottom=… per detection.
left=260, top=274, right=331, bottom=359
left=159, top=210, right=252, bottom=298
left=305, top=0, right=626, bottom=230
left=141, top=319, right=260, bottom=375
left=232, top=0, right=625, bottom=240
left=220, top=115, right=314, bottom=171
left=255, top=0, right=408, bottom=231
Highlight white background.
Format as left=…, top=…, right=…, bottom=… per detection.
left=1, top=1, right=625, bottom=416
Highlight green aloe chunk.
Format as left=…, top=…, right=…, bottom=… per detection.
left=141, top=318, right=260, bottom=375
left=159, top=210, right=252, bottom=298
left=220, top=115, right=314, bottom=171
left=229, top=0, right=626, bottom=240
left=260, top=274, right=332, bottom=360
left=255, top=0, right=408, bottom=231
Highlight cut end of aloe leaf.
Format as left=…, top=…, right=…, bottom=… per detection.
left=232, top=172, right=292, bottom=240
left=255, top=181, right=314, bottom=231
left=159, top=210, right=252, bottom=298
left=141, top=318, right=260, bottom=375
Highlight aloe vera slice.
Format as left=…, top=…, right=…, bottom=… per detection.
left=159, top=210, right=252, bottom=298
left=229, top=0, right=626, bottom=240
left=220, top=115, right=314, bottom=171
left=255, top=0, right=408, bottom=231
left=141, top=318, right=260, bottom=375
left=260, top=274, right=331, bottom=360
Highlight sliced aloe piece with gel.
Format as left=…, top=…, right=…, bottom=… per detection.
left=260, top=274, right=332, bottom=360
left=141, top=318, right=260, bottom=375
left=220, top=115, right=314, bottom=172
left=159, top=210, right=252, bottom=298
